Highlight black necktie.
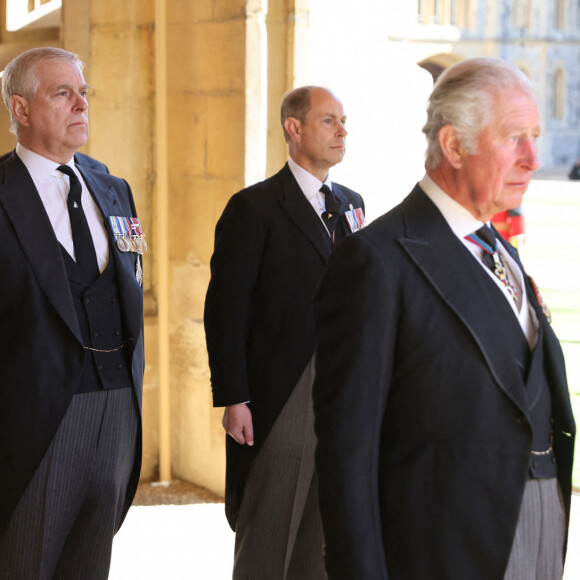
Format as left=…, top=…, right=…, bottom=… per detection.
left=320, top=184, right=341, bottom=239
left=57, top=165, right=100, bottom=280
left=475, top=225, right=499, bottom=273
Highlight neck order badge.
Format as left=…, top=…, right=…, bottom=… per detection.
left=465, top=225, right=518, bottom=302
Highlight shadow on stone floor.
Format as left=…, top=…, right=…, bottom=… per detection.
left=133, top=478, right=223, bottom=506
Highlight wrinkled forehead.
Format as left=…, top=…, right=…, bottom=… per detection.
left=34, top=60, right=87, bottom=89
left=488, top=88, right=540, bottom=132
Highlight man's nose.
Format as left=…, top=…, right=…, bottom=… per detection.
left=521, top=136, right=540, bottom=171
left=74, top=93, right=88, bottom=111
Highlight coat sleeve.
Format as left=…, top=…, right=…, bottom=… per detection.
left=313, top=232, right=394, bottom=580
left=204, top=191, right=267, bottom=407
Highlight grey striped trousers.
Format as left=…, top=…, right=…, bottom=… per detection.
left=0, top=388, right=138, bottom=580
left=233, top=358, right=325, bottom=580
left=503, top=477, right=565, bottom=580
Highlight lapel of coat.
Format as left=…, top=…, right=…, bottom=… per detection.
left=397, top=185, right=528, bottom=412
left=0, top=155, right=82, bottom=342
left=276, top=163, right=333, bottom=260
left=78, top=166, right=144, bottom=349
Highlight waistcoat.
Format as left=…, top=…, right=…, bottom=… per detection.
left=524, top=315, right=557, bottom=478
left=477, top=264, right=556, bottom=479
left=61, top=246, right=133, bottom=393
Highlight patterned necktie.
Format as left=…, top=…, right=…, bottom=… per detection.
left=57, top=165, right=100, bottom=280
left=320, top=184, right=341, bottom=239
left=465, top=225, right=518, bottom=302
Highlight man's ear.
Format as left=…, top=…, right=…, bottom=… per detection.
left=10, top=95, right=30, bottom=128
left=283, top=117, right=302, bottom=143
left=438, top=124, right=464, bottom=169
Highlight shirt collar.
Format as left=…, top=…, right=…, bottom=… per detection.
left=420, top=173, right=487, bottom=238
left=15, top=143, right=74, bottom=182
left=287, top=157, right=333, bottom=204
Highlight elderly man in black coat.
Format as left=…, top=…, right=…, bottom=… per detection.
left=313, top=58, right=575, bottom=580
left=0, top=47, right=144, bottom=579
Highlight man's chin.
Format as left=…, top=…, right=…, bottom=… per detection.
left=330, top=151, right=346, bottom=165
left=70, top=135, right=89, bottom=151
left=501, top=189, right=527, bottom=211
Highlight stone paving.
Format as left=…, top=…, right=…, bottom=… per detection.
left=109, top=486, right=579, bottom=579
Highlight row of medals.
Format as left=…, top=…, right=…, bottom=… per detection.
left=115, top=235, right=147, bottom=255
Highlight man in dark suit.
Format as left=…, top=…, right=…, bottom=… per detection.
left=313, top=58, right=575, bottom=579
left=204, top=86, right=364, bottom=578
left=0, top=47, right=144, bottom=579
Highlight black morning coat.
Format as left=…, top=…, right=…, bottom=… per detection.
left=313, top=184, right=576, bottom=579
left=0, top=152, right=144, bottom=534
left=204, top=163, right=364, bottom=529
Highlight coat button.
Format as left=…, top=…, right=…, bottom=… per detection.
left=117, top=363, right=124, bottom=370
left=97, top=364, right=103, bottom=371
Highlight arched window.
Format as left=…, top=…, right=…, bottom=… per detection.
left=418, top=0, right=428, bottom=23
left=552, top=67, right=566, bottom=121
left=450, top=0, right=459, bottom=25
left=513, top=0, right=531, bottom=29
left=417, top=0, right=470, bottom=26
left=554, top=0, right=566, bottom=30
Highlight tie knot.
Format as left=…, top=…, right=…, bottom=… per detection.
left=57, top=165, right=82, bottom=202
left=320, top=184, right=341, bottom=214
left=475, top=225, right=497, bottom=251
left=57, top=164, right=75, bottom=179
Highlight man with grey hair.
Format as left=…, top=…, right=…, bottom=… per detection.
left=0, top=47, right=144, bottom=578
left=313, top=57, right=575, bottom=579
left=205, top=85, right=364, bottom=578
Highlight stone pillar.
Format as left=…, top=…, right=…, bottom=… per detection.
left=78, top=0, right=159, bottom=478
left=265, top=0, right=307, bottom=175
left=165, top=0, right=247, bottom=495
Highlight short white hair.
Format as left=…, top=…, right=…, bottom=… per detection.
left=422, top=57, right=535, bottom=169
left=2, top=47, right=84, bottom=135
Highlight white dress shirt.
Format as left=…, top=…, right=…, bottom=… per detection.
left=420, top=174, right=537, bottom=348
left=16, top=143, right=109, bottom=272
left=288, top=157, right=334, bottom=234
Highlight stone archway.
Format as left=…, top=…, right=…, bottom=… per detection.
left=418, top=52, right=462, bottom=83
